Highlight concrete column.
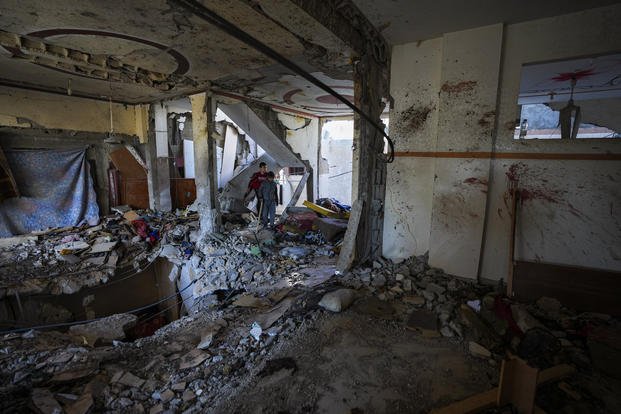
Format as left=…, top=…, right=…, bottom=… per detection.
left=189, top=92, right=219, bottom=236
left=352, top=55, right=388, bottom=263
left=154, top=103, right=172, bottom=211
left=144, top=104, right=172, bottom=211
left=145, top=105, right=159, bottom=210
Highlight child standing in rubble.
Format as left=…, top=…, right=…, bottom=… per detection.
left=258, top=171, right=278, bottom=228
left=244, top=162, right=268, bottom=214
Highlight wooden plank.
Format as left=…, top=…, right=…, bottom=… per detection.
left=171, top=178, right=196, bottom=209
left=497, top=358, right=538, bottom=413
left=513, top=261, right=621, bottom=317
left=336, top=199, right=363, bottom=272
left=110, top=147, right=147, bottom=179
left=431, top=389, right=497, bottom=414
left=120, top=178, right=149, bottom=209
left=431, top=364, right=574, bottom=414
left=123, top=144, right=148, bottom=171
left=537, top=364, right=574, bottom=384
left=507, top=186, right=519, bottom=297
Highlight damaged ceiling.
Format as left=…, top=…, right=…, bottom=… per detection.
left=353, top=0, right=620, bottom=45
left=0, top=0, right=355, bottom=113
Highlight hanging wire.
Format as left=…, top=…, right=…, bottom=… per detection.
left=1, top=277, right=199, bottom=334
left=168, top=0, right=395, bottom=163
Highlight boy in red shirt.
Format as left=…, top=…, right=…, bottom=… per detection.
left=244, top=162, right=268, bottom=214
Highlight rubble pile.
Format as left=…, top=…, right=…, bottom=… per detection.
left=0, top=272, right=330, bottom=413
left=161, top=225, right=336, bottom=310
left=337, top=254, right=621, bottom=378
left=1, top=219, right=619, bottom=412
left=0, top=208, right=198, bottom=297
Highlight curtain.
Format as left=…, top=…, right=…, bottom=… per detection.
left=0, top=148, right=99, bottom=237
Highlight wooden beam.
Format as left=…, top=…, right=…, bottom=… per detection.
left=431, top=364, right=575, bottom=414
left=497, top=358, right=538, bottom=413
left=336, top=199, right=364, bottom=273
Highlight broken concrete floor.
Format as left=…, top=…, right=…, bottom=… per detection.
left=2, top=225, right=621, bottom=413
left=213, top=311, right=495, bottom=414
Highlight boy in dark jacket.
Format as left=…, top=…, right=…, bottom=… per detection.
left=258, top=171, right=278, bottom=227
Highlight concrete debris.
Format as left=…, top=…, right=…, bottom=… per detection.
left=0, top=208, right=198, bottom=298
left=1, top=218, right=619, bottom=413
left=279, top=246, right=311, bottom=260
left=313, top=217, right=348, bottom=242
left=468, top=341, right=492, bottom=358
left=318, top=289, right=356, bottom=312
left=233, top=295, right=271, bottom=308
left=197, top=326, right=221, bottom=350
left=249, top=322, right=263, bottom=341
left=88, top=241, right=117, bottom=254
left=69, top=313, right=137, bottom=345
left=71, top=396, right=96, bottom=413
left=117, top=372, right=145, bottom=388
left=178, top=349, right=210, bottom=370
left=31, top=388, right=62, bottom=414
left=511, top=304, right=545, bottom=333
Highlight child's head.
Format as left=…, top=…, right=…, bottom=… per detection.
left=267, top=171, right=275, bottom=180
left=259, top=162, right=267, bottom=172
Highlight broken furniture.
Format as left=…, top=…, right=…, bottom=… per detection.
left=431, top=358, right=575, bottom=414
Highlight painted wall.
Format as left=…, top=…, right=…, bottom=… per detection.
left=318, top=120, right=354, bottom=205
left=279, top=113, right=319, bottom=206
left=385, top=4, right=621, bottom=280
left=480, top=4, right=621, bottom=279
left=0, top=86, right=148, bottom=141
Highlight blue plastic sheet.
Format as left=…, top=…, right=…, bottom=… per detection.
left=0, top=148, right=99, bottom=237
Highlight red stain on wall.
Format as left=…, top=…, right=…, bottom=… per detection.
left=519, top=188, right=560, bottom=204
left=506, top=162, right=528, bottom=182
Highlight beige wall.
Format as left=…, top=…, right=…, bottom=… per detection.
left=279, top=113, right=319, bottom=206
left=385, top=4, right=621, bottom=280
left=0, top=86, right=149, bottom=141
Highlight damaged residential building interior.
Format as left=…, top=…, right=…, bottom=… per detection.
left=1, top=0, right=621, bottom=413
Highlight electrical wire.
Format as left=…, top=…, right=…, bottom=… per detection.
left=1, top=278, right=198, bottom=334
left=168, top=0, right=395, bottom=163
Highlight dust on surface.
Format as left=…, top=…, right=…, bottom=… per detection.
left=214, top=309, right=496, bottom=414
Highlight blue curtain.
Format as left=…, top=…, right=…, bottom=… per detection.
left=0, top=148, right=99, bottom=237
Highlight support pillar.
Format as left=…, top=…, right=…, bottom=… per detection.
left=145, top=104, right=172, bottom=211
left=154, top=103, right=172, bottom=211
left=145, top=105, right=159, bottom=211
left=352, top=55, right=388, bottom=263
left=189, top=92, right=220, bottom=237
